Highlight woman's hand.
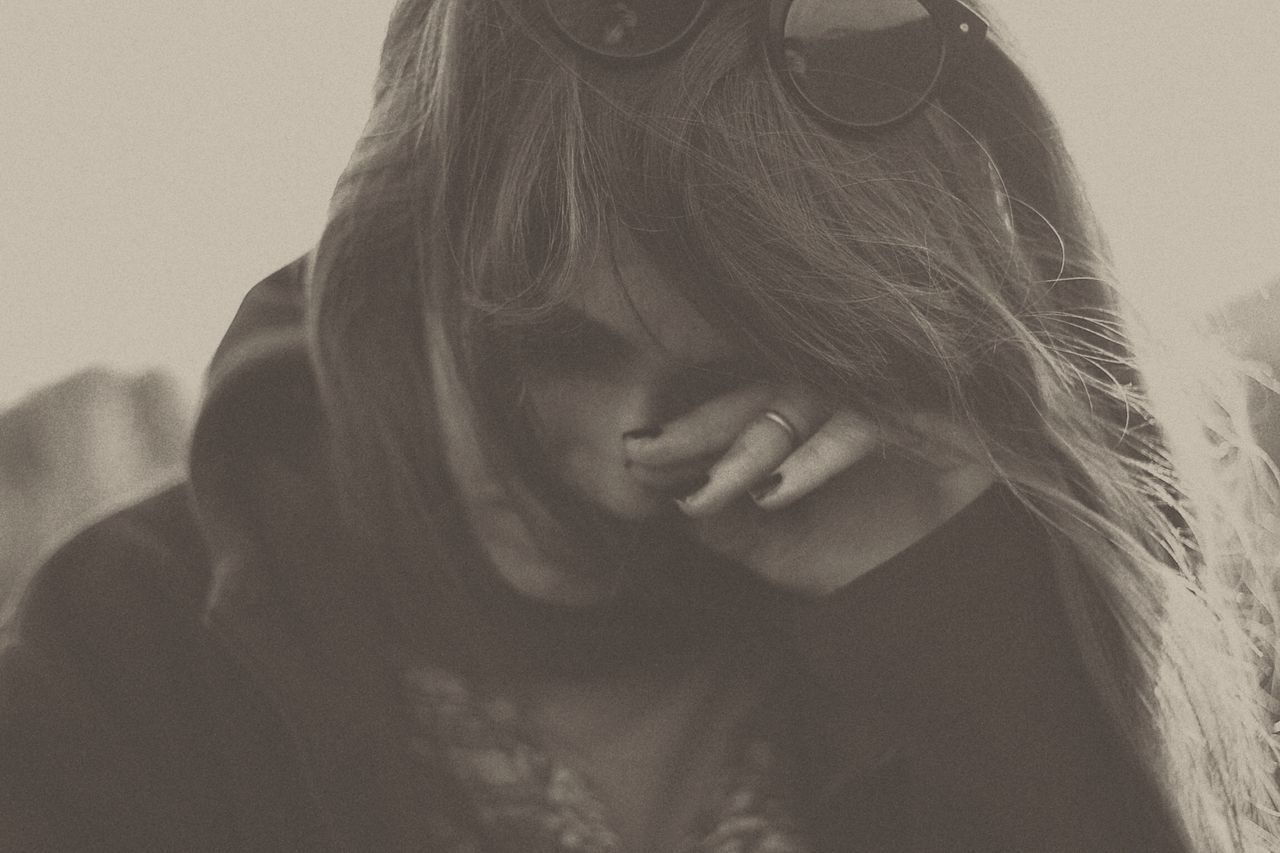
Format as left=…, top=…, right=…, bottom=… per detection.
left=624, top=386, right=995, bottom=597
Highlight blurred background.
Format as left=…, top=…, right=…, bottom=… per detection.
left=2, top=0, right=1279, bottom=604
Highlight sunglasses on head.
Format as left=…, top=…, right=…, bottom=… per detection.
left=542, top=0, right=989, bottom=131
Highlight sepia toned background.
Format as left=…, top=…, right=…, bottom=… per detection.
left=3, top=1, right=1279, bottom=407
left=2, top=1, right=1280, bottom=602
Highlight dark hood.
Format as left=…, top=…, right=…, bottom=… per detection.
left=187, top=254, right=320, bottom=608
left=180, top=253, right=475, bottom=847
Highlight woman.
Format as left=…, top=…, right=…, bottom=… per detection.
left=3, top=0, right=1277, bottom=849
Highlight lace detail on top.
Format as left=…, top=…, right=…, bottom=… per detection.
left=403, top=665, right=812, bottom=853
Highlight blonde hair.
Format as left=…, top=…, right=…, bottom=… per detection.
left=308, top=1, right=1280, bottom=847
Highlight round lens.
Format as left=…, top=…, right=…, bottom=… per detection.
left=545, top=0, right=713, bottom=59
left=781, top=0, right=944, bottom=128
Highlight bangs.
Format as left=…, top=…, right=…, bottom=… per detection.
left=439, top=0, right=1019, bottom=415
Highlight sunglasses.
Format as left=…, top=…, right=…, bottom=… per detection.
left=542, top=0, right=989, bottom=131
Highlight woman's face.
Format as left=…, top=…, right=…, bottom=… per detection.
left=518, top=246, right=750, bottom=522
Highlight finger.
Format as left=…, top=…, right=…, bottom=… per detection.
left=676, top=396, right=824, bottom=516
left=623, top=382, right=774, bottom=466
left=750, top=408, right=881, bottom=509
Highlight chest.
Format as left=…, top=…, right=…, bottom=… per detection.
left=516, top=654, right=773, bottom=852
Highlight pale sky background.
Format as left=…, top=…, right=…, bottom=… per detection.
left=2, top=0, right=1279, bottom=408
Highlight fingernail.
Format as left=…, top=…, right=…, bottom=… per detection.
left=749, top=472, right=783, bottom=504
left=623, top=426, right=662, bottom=441
left=673, top=473, right=709, bottom=503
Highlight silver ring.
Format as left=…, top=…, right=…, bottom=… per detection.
left=760, top=409, right=799, bottom=448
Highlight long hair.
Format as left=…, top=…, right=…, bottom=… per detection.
left=307, top=0, right=1280, bottom=847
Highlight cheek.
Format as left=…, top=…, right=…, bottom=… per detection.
left=522, top=376, right=664, bottom=520
left=524, top=375, right=620, bottom=461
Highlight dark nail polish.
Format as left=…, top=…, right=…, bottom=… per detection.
left=623, top=426, right=662, bottom=441
left=749, top=472, right=783, bottom=503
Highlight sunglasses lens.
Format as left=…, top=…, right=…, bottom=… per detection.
left=545, top=0, right=712, bottom=58
left=781, top=0, right=944, bottom=127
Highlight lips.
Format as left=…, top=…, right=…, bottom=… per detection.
left=626, top=460, right=711, bottom=498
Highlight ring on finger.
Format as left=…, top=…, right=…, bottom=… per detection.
left=760, top=409, right=800, bottom=450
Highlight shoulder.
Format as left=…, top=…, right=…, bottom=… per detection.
left=791, top=486, right=1185, bottom=851
left=6, top=483, right=213, bottom=651
left=0, top=483, right=221, bottom=759
left=0, top=485, right=311, bottom=850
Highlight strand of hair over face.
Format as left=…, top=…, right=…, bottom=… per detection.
left=310, top=1, right=1280, bottom=848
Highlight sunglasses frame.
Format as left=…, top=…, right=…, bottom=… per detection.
left=766, top=0, right=989, bottom=130
left=541, top=0, right=990, bottom=131
left=542, top=0, right=719, bottom=61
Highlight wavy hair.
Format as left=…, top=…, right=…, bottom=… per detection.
left=307, top=0, right=1280, bottom=847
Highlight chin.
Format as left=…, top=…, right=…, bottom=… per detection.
left=550, top=479, right=683, bottom=546
left=597, top=491, right=669, bottom=522
left=595, top=481, right=698, bottom=527
left=543, top=482, right=721, bottom=613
